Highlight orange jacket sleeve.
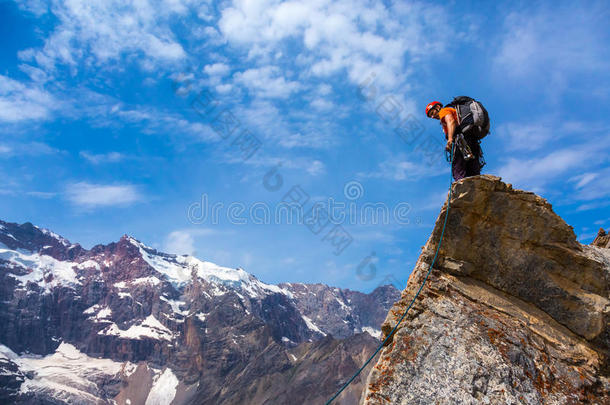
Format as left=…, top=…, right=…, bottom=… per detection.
left=438, top=107, right=456, bottom=121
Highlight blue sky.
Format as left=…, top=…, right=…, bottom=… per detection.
left=1, top=0, right=609, bottom=292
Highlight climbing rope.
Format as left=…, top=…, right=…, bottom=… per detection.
left=325, top=143, right=456, bottom=405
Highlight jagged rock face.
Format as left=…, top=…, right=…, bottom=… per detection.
left=191, top=333, right=379, bottom=405
left=593, top=228, right=610, bottom=249
left=278, top=282, right=398, bottom=339
left=363, top=175, right=609, bottom=405
left=0, top=219, right=399, bottom=404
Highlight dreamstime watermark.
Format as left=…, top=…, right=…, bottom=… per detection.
left=170, top=70, right=356, bottom=257
left=357, top=72, right=444, bottom=167
left=169, top=68, right=415, bottom=281
left=171, top=69, right=262, bottom=161
left=354, top=251, right=407, bottom=290
left=187, top=181, right=414, bottom=227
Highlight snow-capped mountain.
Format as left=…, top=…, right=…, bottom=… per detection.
left=0, top=219, right=399, bottom=404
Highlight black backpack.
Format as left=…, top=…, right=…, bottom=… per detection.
left=446, top=96, right=490, bottom=139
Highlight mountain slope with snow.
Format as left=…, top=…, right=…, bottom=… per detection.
left=0, top=219, right=399, bottom=404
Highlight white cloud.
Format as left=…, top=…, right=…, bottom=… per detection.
left=306, top=160, right=325, bottom=176
left=310, top=97, right=334, bottom=111
left=0, top=74, right=56, bottom=122
left=164, top=230, right=196, bottom=255
left=102, top=104, right=219, bottom=143
left=497, top=119, right=605, bottom=152
left=218, top=0, right=452, bottom=90
left=281, top=257, right=296, bottom=265
left=164, top=228, right=217, bottom=255
left=497, top=130, right=610, bottom=195
left=202, top=62, right=232, bottom=89
left=577, top=231, right=600, bottom=242
left=497, top=122, right=553, bottom=152
left=0, top=141, right=60, bottom=157
left=499, top=149, right=583, bottom=189
left=15, top=0, right=49, bottom=16
left=317, top=84, right=332, bottom=96
left=572, top=172, right=598, bottom=189
left=223, top=153, right=328, bottom=177
left=26, top=191, right=57, bottom=199
left=17, top=0, right=189, bottom=74
left=18, top=64, right=49, bottom=83
left=276, top=131, right=332, bottom=149
left=204, top=63, right=230, bottom=76
left=571, top=167, right=610, bottom=202
left=233, top=66, right=301, bottom=98
left=359, top=155, right=445, bottom=181
left=65, top=182, right=142, bottom=208
left=80, top=151, right=126, bottom=164
left=348, top=228, right=395, bottom=243
left=218, top=0, right=308, bottom=44
left=231, top=98, right=335, bottom=149
left=494, top=119, right=610, bottom=208
left=196, top=3, right=216, bottom=22
left=215, top=83, right=233, bottom=94
left=194, top=25, right=226, bottom=45
left=576, top=201, right=610, bottom=212
left=415, top=189, right=450, bottom=212
left=493, top=5, right=609, bottom=96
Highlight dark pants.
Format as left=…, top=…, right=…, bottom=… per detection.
left=452, top=134, right=482, bottom=181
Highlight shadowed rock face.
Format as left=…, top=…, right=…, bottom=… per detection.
left=0, top=220, right=399, bottom=404
left=363, top=175, right=609, bottom=405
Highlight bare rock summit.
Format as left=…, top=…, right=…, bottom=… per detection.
left=362, top=175, right=609, bottom=405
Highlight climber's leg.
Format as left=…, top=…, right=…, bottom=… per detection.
left=452, top=151, right=466, bottom=181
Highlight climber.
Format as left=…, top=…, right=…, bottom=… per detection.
left=425, top=98, right=489, bottom=181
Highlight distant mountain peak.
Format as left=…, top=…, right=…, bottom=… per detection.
left=36, top=225, right=72, bottom=247
left=0, top=220, right=82, bottom=261
left=0, top=218, right=400, bottom=404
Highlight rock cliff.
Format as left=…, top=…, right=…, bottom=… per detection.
left=362, top=175, right=609, bottom=404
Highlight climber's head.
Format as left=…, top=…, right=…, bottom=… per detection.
left=425, top=101, right=442, bottom=119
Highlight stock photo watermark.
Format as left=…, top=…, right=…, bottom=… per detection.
left=170, top=69, right=354, bottom=256
left=355, top=251, right=406, bottom=290
left=187, top=181, right=413, bottom=227
left=357, top=72, right=444, bottom=167
left=170, top=68, right=412, bottom=287
left=171, top=69, right=262, bottom=161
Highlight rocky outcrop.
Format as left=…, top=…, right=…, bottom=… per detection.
left=0, top=220, right=399, bottom=404
left=362, top=175, right=609, bottom=404
left=593, top=228, right=610, bottom=249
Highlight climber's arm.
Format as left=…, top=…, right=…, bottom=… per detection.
left=442, top=113, right=457, bottom=151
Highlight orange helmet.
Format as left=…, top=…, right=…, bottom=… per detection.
left=425, top=101, right=442, bottom=117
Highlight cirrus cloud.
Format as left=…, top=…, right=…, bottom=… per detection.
left=0, top=74, right=56, bottom=122
left=65, top=182, right=143, bottom=208
left=17, top=0, right=189, bottom=74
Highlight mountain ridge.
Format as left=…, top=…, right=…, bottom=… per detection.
left=0, top=218, right=399, bottom=404
left=5, top=175, right=606, bottom=404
